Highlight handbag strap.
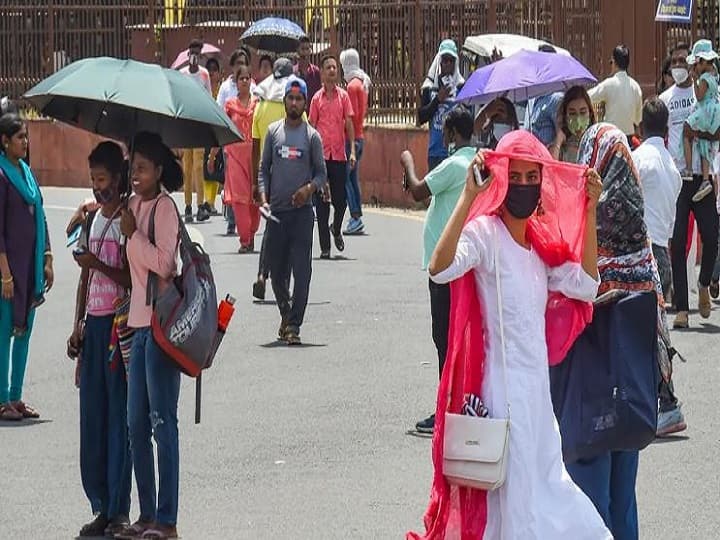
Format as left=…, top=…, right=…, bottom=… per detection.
left=493, top=221, right=511, bottom=421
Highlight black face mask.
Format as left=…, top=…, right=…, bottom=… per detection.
left=504, top=184, right=541, bottom=219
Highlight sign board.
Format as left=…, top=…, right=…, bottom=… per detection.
left=655, top=0, right=693, bottom=24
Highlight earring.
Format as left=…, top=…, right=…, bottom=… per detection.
left=537, top=199, right=545, bottom=216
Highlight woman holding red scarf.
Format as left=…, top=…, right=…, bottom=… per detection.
left=408, top=130, right=610, bottom=539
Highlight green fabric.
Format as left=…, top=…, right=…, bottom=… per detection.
left=422, top=146, right=475, bottom=269
left=0, top=154, right=46, bottom=300
left=0, top=300, right=35, bottom=402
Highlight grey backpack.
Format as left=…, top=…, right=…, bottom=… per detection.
left=146, top=195, right=218, bottom=377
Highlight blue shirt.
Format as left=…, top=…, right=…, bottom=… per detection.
left=523, top=92, right=563, bottom=146
left=429, top=92, right=456, bottom=159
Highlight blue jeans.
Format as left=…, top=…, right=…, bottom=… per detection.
left=0, top=300, right=35, bottom=402
left=566, top=450, right=639, bottom=540
left=345, top=139, right=364, bottom=219
left=80, top=314, right=132, bottom=518
left=127, top=328, right=181, bottom=526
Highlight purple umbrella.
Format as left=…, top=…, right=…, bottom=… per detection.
left=456, top=50, right=597, bottom=106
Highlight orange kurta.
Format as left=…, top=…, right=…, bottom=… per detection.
left=223, top=96, right=257, bottom=205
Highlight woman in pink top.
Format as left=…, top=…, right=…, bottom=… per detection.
left=117, top=132, right=182, bottom=540
left=222, top=65, right=259, bottom=252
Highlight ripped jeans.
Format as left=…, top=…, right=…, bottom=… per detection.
left=127, top=328, right=181, bottom=526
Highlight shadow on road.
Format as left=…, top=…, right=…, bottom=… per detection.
left=405, top=429, right=433, bottom=439
left=315, top=256, right=357, bottom=262
left=0, top=418, right=53, bottom=428
left=652, top=435, right=690, bottom=444
left=260, top=341, right=327, bottom=349
left=674, top=323, right=720, bottom=334
left=253, top=300, right=331, bottom=307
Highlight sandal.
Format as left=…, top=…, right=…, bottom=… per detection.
left=0, top=403, right=22, bottom=421
left=11, top=400, right=39, bottom=418
left=78, top=514, right=108, bottom=537
left=140, top=524, right=178, bottom=539
left=114, top=518, right=154, bottom=539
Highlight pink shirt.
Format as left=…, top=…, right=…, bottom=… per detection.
left=309, top=86, right=354, bottom=161
left=126, top=193, right=179, bottom=328
left=87, top=213, right=125, bottom=316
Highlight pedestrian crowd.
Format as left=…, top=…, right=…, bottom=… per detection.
left=405, top=37, right=717, bottom=540
left=0, top=30, right=713, bottom=540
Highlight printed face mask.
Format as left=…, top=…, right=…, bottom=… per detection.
left=671, top=67, right=689, bottom=85
left=504, top=184, right=541, bottom=219
left=567, top=114, right=590, bottom=136
left=93, top=186, right=115, bottom=205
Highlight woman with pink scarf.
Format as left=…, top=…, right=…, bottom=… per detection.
left=408, top=130, right=610, bottom=539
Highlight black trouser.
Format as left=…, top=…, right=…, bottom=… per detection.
left=429, top=279, right=451, bottom=379
left=315, top=160, right=348, bottom=252
left=267, top=205, right=314, bottom=331
left=257, top=223, right=270, bottom=280
left=671, top=175, right=719, bottom=311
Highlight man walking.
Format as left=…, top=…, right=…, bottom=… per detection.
left=179, top=38, right=211, bottom=223
left=632, top=97, right=687, bottom=436
left=589, top=44, right=643, bottom=140
left=417, top=39, right=464, bottom=171
left=340, top=48, right=370, bottom=235
left=660, top=43, right=719, bottom=329
left=251, top=57, right=297, bottom=301
left=309, top=54, right=356, bottom=259
left=295, top=36, right=322, bottom=110
left=400, top=107, right=476, bottom=434
left=258, top=77, right=327, bottom=345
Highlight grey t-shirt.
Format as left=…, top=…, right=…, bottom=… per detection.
left=258, top=120, right=327, bottom=212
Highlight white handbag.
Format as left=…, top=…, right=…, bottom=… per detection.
left=443, top=222, right=510, bottom=491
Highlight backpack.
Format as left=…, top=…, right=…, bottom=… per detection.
left=146, top=195, right=218, bottom=377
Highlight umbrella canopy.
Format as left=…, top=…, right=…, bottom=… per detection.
left=240, top=17, right=306, bottom=53
left=171, top=43, right=222, bottom=70
left=23, top=57, right=242, bottom=148
left=456, top=50, right=597, bottom=106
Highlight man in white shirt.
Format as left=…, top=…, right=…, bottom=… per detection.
left=659, top=42, right=719, bottom=330
left=588, top=45, right=642, bottom=138
left=179, top=38, right=211, bottom=223
left=633, top=97, right=687, bottom=438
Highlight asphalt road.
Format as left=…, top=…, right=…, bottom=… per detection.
left=1, top=187, right=719, bottom=539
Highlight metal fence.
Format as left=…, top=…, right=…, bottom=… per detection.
left=4, top=0, right=710, bottom=125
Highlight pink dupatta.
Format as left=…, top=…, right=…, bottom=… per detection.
left=408, top=131, right=593, bottom=540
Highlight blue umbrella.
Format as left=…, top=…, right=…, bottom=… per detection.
left=240, top=17, right=306, bottom=54
left=456, top=50, right=597, bottom=106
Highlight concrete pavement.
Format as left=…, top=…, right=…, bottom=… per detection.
left=1, top=187, right=718, bottom=539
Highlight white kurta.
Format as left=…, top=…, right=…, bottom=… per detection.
left=432, top=215, right=612, bottom=540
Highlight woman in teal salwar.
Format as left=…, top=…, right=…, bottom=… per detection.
left=0, top=113, right=54, bottom=421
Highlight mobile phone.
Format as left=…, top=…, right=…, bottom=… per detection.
left=66, top=223, right=82, bottom=247
left=441, top=75, right=453, bottom=88
left=473, top=164, right=490, bottom=187
left=402, top=171, right=409, bottom=191
left=72, top=246, right=87, bottom=257
left=259, top=205, right=280, bottom=223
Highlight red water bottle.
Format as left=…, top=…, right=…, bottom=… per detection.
left=218, top=294, right=236, bottom=333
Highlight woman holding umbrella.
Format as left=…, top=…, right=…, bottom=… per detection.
left=0, top=113, right=53, bottom=421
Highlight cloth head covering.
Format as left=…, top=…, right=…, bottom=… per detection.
left=285, top=75, right=307, bottom=99
left=407, top=130, right=593, bottom=540
left=687, top=39, right=719, bottom=65
left=254, top=58, right=294, bottom=102
left=576, top=122, right=674, bottom=381
left=340, top=48, right=371, bottom=91
left=422, top=39, right=465, bottom=90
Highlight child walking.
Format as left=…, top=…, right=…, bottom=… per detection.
left=67, top=142, right=132, bottom=537
left=683, top=39, right=720, bottom=202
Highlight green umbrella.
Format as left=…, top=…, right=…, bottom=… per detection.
left=23, top=57, right=242, bottom=148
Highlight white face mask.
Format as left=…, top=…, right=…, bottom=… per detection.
left=493, top=123, right=513, bottom=142
left=671, top=67, right=689, bottom=85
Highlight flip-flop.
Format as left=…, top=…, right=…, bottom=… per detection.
left=140, top=527, right=178, bottom=539
left=0, top=404, right=22, bottom=421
